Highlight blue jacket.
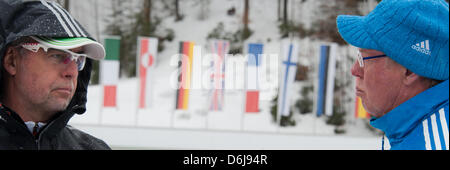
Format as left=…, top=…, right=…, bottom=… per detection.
left=370, top=80, right=449, bottom=150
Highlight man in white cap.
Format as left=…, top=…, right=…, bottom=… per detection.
left=0, top=0, right=110, bottom=149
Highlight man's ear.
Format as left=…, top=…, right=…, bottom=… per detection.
left=2, top=47, right=18, bottom=76
left=403, top=69, right=420, bottom=86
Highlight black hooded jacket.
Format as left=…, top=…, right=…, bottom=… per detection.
left=0, top=0, right=110, bottom=150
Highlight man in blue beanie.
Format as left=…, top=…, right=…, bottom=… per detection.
left=337, top=0, right=449, bottom=150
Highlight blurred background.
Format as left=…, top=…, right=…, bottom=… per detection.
left=45, top=0, right=441, bottom=150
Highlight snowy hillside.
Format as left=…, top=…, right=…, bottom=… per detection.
left=67, top=0, right=380, bottom=149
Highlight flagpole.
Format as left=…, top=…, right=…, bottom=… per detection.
left=170, top=109, right=175, bottom=128
left=241, top=43, right=248, bottom=132
left=312, top=43, right=319, bottom=135
left=205, top=41, right=210, bottom=130
left=99, top=83, right=104, bottom=125
left=98, top=36, right=104, bottom=125
left=241, top=61, right=246, bottom=132
left=206, top=40, right=216, bottom=130
left=135, top=36, right=142, bottom=127
left=276, top=39, right=286, bottom=134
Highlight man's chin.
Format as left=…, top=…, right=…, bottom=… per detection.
left=44, top=98, right=71, bottom=113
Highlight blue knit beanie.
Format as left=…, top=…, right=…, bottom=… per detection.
left=337, top=0, right=449, bottom=80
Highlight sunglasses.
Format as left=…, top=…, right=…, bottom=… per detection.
left=357, top=51, right=387, bottom=67
left=20, top=42, right=87, bottom=71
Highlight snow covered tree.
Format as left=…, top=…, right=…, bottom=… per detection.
left=63, top=0, right=69, bottom=11
left=283, top=0, right=288, bottom=25
left=196, top=0, right=210, bottom=20
left=104, top=0, right=126, bottom=38
left=242, top=0, right=251, bottom=40
left=174, top=0, right=183, bottom=21
left=56, top=0, right=70, bottom=12
left=141, top=0, right=153, bottom=36
left=278, top=0, right=308, bottom=38
left=310, top=0, right=367, bottom=44
left=277, top=0, right=281, bottom=21
left=104, top=0, right=132, bottom=78
left=103, top=0, right=175, bottom=78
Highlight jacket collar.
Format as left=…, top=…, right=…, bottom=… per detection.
left=370, top=80, right=449, bottom=141
left=0, top=102, right=76, bottom=138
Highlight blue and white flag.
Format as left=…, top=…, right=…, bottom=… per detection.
left=278, top=40, right=299, bottom=117
left=316, top=44, right=337, bottom=117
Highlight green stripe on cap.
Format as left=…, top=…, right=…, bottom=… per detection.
left=30, top=36, right=106, bottom=61
left=36, top=36, right=93, bottom=46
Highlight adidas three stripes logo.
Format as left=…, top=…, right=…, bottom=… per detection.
left=411, top=40, right=432, bottom=56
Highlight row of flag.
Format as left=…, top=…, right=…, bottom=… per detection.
left=99, top=36, right=370, bottom=119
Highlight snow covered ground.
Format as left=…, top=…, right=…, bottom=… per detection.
left=68, top=0, right=380, bottom=149
left=74, top=123, right=381, bottom=150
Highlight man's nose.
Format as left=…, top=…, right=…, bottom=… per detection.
left=351, top=61, right=363, bottom=78
left=61, top=60, right=79, bottom=79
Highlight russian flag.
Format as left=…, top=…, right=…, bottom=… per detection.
left=209, top=40, right=229, bottom=111
left=100, top=36, right=120, bottom=107
left=138, top=37, right=158, bottom=109
left=245, top=43, right=263, bottom=113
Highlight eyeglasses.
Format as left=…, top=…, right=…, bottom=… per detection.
left=20, top=43, right=87, bottom=71
left=357, top=51, right=387, bottom=67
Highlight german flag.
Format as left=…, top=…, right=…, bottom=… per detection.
left=175, top=41, right=194, bottom=110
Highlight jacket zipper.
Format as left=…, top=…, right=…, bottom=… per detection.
left=12, top=106, right=74, bottom=150
left=35, top=118, right=57, bottom=150
left=35, top=139, right=40, bottom=150
left=33, top=123, right=40, bottom=150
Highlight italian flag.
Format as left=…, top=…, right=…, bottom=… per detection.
left=100, top=36, right=120, bottom=107
left=138, top=37, right=158, bottom=109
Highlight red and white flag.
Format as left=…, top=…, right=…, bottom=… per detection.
left=137, top=37, right=158, bottom=109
